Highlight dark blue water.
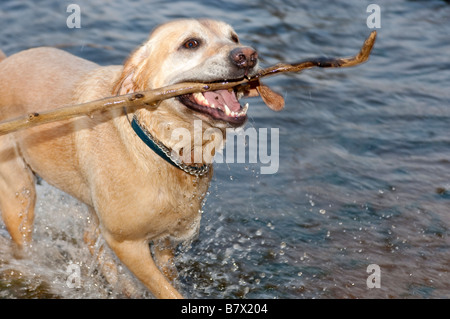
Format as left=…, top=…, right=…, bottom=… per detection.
left=0, top=0, right=449, bottom=298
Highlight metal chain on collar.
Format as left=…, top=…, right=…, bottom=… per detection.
left=132, top=115, right=211, bottom=177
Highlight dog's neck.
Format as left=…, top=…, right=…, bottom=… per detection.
left=119, top=102, right=226, bottom=177
left=129, top=114, right=211, bottom=176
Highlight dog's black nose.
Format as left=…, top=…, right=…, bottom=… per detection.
left=230, top=47, right=258, bottom=70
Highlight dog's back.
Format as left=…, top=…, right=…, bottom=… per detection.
left=0, top=47, right=98, bottom=121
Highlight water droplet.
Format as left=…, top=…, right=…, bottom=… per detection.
left=319, top=209, right=326, bottom=214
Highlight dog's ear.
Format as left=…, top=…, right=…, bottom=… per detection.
left=112, top=44, right=151, bottom=96
left=244, top=79, right=285, bottom=111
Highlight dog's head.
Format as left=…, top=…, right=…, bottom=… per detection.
left=113, top=19, right=282, bottom=128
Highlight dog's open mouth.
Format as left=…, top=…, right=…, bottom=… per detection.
left=178, top=88, right=248, bottom=125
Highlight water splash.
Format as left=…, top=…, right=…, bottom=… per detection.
left=0, top=181, right=150, bottom=298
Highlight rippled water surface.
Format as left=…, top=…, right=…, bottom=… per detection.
left=0, top=0, right=449, bottom=298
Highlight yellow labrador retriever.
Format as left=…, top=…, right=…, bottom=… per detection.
left=0, top=19, right=283, bottom=298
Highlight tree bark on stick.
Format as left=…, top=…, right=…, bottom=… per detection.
left=0, top=31, right=376, bottom=136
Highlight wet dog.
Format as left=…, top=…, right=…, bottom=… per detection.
left=0, top=19, right=283, bottom=298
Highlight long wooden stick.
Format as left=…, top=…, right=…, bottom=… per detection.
left=253, top=30, right=377, bottom=78
left=0, top=31, right=376, bottom=136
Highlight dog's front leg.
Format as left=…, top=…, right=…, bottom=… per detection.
left=103, top=232, right=183, bottom=299
left=153, top=238, right=178, bottom=282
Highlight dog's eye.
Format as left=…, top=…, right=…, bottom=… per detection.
left=231, top=34, right=239, bottom=43
left=183, top=39, right=200, bottom=49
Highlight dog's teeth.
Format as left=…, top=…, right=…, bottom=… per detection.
left=241, top=103, right=249, bottom=115
left=211, top=103, right=215, bottom=108
left=224, top=104, right=231, bottom=116
left=193, top=92, right=209, bottom=106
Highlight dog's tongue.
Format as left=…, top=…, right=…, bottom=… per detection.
left=203, top=90, right=241, bottom=111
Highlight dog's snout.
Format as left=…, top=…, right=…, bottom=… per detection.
left=230, top=47, right=258, bottom=70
